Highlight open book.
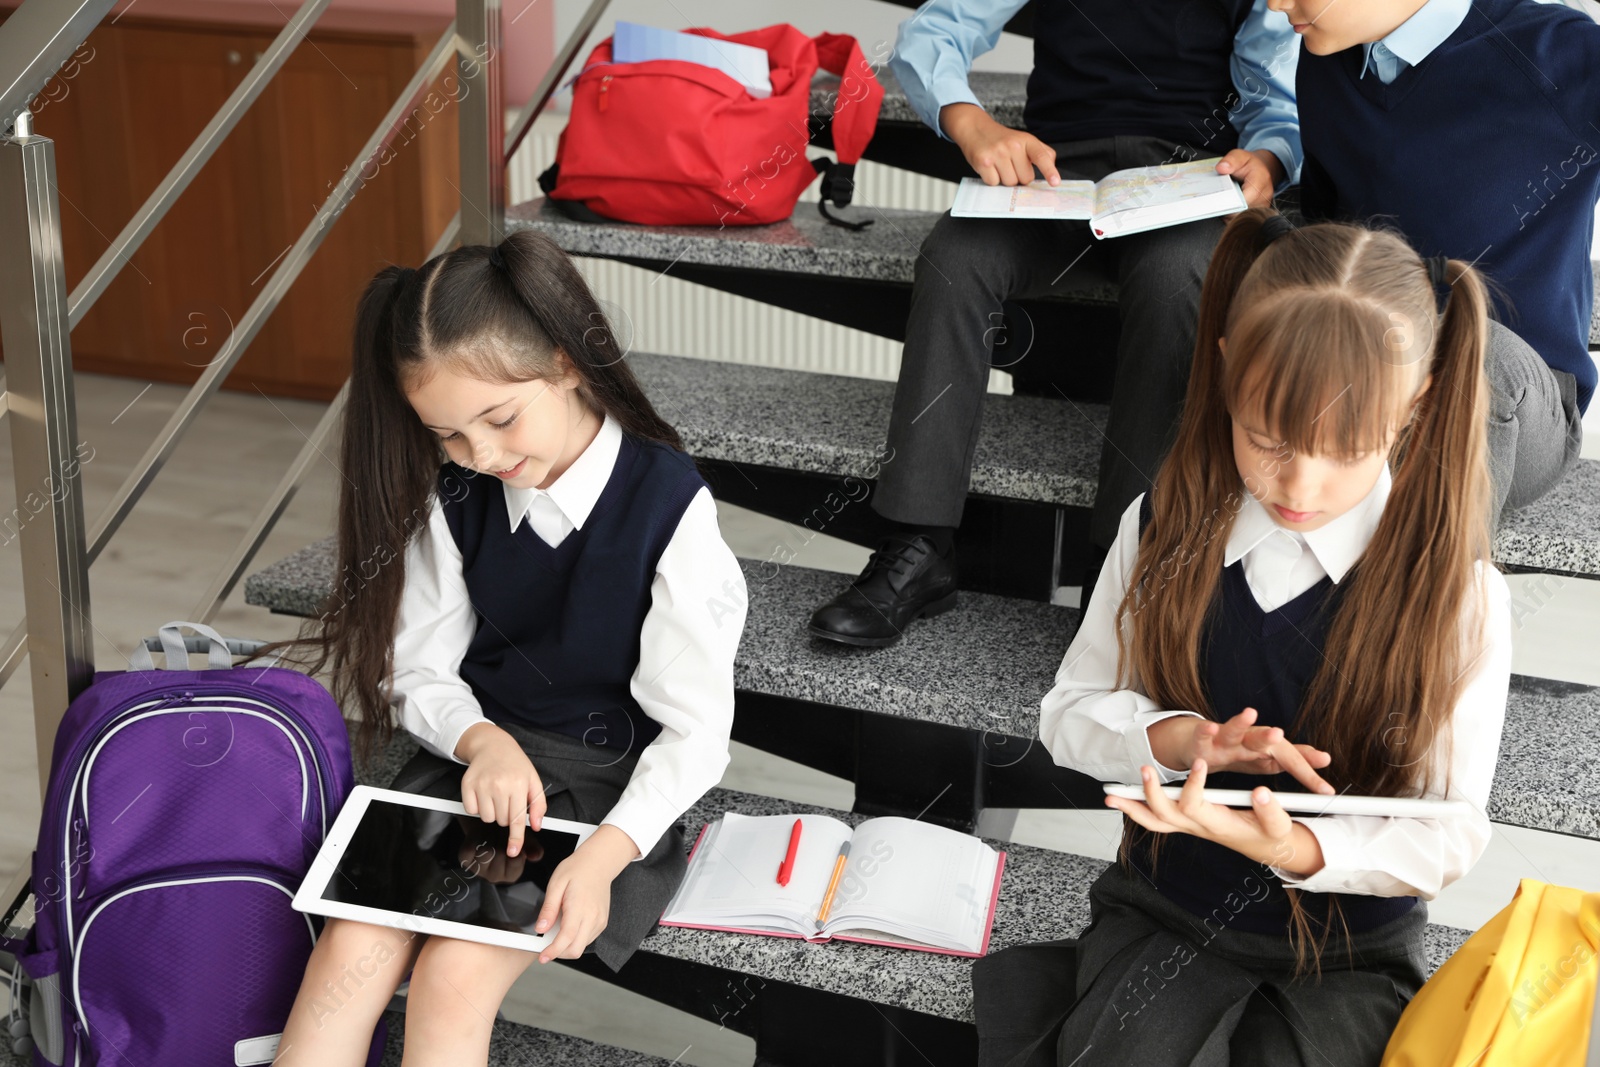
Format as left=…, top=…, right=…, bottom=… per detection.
left=659, top=813, right=1005, bottom=957
left=950, top=157, right=1248, bottom=239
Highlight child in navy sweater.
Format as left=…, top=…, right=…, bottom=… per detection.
left=269, top=230, right=747, bottom=1066
left=1280, top=0, right=1598, bottom=526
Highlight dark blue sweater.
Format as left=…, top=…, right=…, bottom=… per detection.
left=1024, top=0, right=1255, bottom=152
left=1298, top=0, right=1600, bottom=412
left=438, top=433, right=707, bottom=754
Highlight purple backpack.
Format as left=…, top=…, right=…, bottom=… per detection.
left=3, top=622, right=386, bottom=1066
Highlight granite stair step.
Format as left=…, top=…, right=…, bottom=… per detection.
left=509, top=187, right=1600, bottom=350
left=627, top=351, right=1600, bottom=579
left=375, top=1009, right=679, bottom=1066
left=344, top=733, right=1476, bottom=1043
left=811, top=68, right=1027, bottom=132
left=247, top=546, right=1600, bottom=841
left=508, top=197, right=1118, bottom=303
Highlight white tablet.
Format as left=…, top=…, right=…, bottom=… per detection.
left=1101, top=783, right=1473, bottom=818
left=292, top=785, right=598, bottom=953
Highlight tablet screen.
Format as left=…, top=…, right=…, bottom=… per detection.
left=319, top=798, right=581, bottom=937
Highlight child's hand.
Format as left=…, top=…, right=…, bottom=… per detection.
left=456, top=818, right=543, bottom=882
left=1147, top=707, right=1334, bottom=794
left=1106, top=760, right=1325, bottom=876
left=1215, top=148, right=1285, bottom=208
left=455, top=722, right=547, bottom=860
left=532, top=824, right=640, bottom=964
left=941, top=103, right=1062, bottom=187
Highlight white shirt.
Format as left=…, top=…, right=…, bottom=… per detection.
left=1039, top=467, right=1512, bottom=899
left=388, top=413, right=748, bottom=857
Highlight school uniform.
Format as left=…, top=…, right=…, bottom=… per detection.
left=974, top=470, right=1513, bottom=1066
left=880, top=0, right=1304, bottom=551
left=384, top=413, right=748, bottom=971
left=1297, top=0, right=1598, bottom=527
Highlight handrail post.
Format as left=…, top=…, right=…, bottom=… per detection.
left=456, top=0, right=504, bottom=246
left=0, top=111, right=95, bottom=799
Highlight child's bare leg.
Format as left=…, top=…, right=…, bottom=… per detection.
left=399, top=936, right=539, bottom=1067
left=273, top=917, right=426, bottom=1067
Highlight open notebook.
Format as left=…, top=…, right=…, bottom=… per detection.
left=659, top=813, right=1005, bottom=957
left=951, top=157, right=1248, bottom=238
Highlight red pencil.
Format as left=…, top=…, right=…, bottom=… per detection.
left=776, top=818, right=802, bottom=886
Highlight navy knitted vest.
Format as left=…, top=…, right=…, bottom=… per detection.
left=438, top=432, right=707, bottom=753
left=1297, top=0, right=1599, bottom=412
left=1127, top=496, right=1419, bottom=935
left=1024, top=0, right=1256, bottom=152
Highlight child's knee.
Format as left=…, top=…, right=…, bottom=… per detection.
left=408, top=936, right=536, bottom=1008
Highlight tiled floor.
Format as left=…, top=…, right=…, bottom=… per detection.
left=2, top=368, right=1598, bottom=1065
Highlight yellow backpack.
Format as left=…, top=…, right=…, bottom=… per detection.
left=1383, top=879, right=1600, bottom=1066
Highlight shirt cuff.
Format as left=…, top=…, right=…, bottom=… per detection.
left=930, top=85, right=984, bottom=142
left=1269, top=817, right=1355, bottom=892
left=1240, top=134, right=1301, bottom=190
left=1125, top=710, right=1205, bottom=784
left=431, top=709, right=492, bottom=766
left=601, top=795, right=674, bottom=862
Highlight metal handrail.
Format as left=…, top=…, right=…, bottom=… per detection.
left=78, top=24, right=457, bottom=569
left=0, top=24, right=459, bottom=694
left=67, top=0, right=334, bottom=329
left=0, top=0, right=116, bottom=136
left=506, top=0, right=611, bottom=159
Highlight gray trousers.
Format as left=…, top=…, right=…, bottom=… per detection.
left=870, top=135, right=1227, bottom=549
left=1485, top=320, right=1584, bottom=531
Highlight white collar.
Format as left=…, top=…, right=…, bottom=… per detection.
left=1223, top=464, right=1392, bottom=583
left=500, top=412, right=621, bottom=533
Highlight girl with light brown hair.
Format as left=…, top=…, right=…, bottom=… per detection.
left=977, top=208, right=1513, bottom=1066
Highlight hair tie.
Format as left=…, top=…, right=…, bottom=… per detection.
left=487, top=245, right=506, bottom=270
left=1259, top=213, right=1296, bottom=245
left=1425, top=255, right=1451, bottom=289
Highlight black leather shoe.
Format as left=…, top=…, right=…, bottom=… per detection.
left=808, top=535, right=959, bottom=648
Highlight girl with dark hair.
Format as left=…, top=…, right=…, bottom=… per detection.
left=975, top=208, right=1513, bottom=1066
left=265, top=229, right=747, bottom=1066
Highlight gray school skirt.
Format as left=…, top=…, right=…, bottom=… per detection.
left=973, top=862, right=1428, bottom=1067
left=386, top=718, right=686, bottom=973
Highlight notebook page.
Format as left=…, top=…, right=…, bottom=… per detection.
left=1090, top=158, right=1235, bottom=218
left=662, top=813, right=853, bottom=931
left=821, top=817, right=997, bottom=950
left=951, top=178, right=1097, bottom=219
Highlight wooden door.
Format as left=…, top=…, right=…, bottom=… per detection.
left=1, top=9, right=459, bottom=401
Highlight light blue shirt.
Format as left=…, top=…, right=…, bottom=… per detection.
left=888, top=0, right=1303, bottom=181
left=1360, top=0, right=1472, bottom=82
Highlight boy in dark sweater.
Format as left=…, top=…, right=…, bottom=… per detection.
left=1281, top=0, right=1597, bottom=526
left=809, top=0, right=1302, bottom=647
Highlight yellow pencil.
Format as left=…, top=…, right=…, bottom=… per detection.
left=814, top=842, right=851, bottom=930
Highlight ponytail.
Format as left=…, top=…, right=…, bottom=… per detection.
left=256, top=264, right=448, bottom=770
left=1115, top=207, right=1287, bottom=711
left=1299, top=257, right=1492, bottom=795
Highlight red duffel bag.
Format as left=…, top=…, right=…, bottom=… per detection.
left=539, top=24, right=884, bottom=229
